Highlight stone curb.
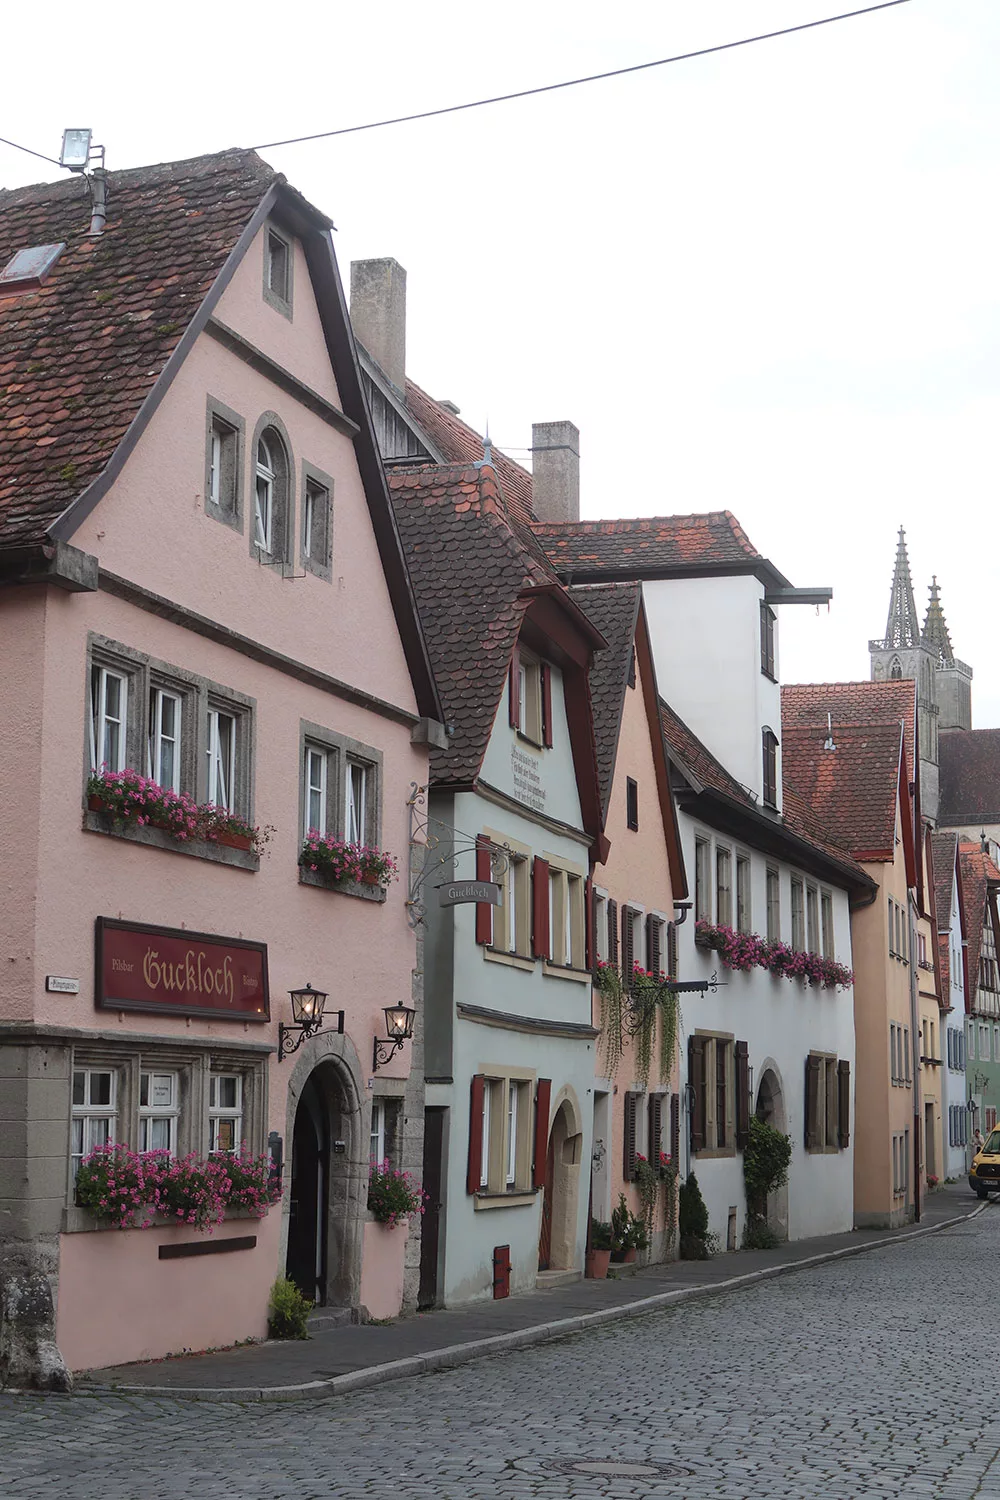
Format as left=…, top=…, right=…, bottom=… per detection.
left=83, top=1202, right=988, bottom=1405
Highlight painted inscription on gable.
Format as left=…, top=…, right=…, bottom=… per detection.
left=511, top=746, right=546, bottom=812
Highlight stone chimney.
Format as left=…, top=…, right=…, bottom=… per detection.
left=349, top=258, right=406, bottom=393
left=531, top=421, right=580, bottom=523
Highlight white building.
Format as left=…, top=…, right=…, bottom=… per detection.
left=933, top=831, right=970, bottom=1180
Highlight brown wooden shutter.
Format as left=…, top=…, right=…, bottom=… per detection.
left=533, top=1077, right=551, bottom=1189
left=467, top=1074, right=486, bottom=1194
left=622, top=905, right=634, bottom=983
left=608, top=898, right=619, bottom=967
left=837, top=1059, right=851, bottom=1148
left=475, top=837, right=493, bottom=946
left=804, top=1055, right=821, bottom=1150
left=584, top=877, right=594, bottom=970
left=689, top=1036, right=706, bottom=1152
left=670, top=1091, right=680, bottom=1167
left=735, top=1040, right=750, bottom=1151
left=666, top=920, right=678, bottom=980
left=541, top=663, right=553, bottom=748
left=648, top=1093, right=664, bottom=1166
left=623, top=1091, right=638, bottom=1180
left=532, top=858, right=550, bottom=959
left=508, top=648, right=520, bottom=728
left=646, top=915, right=662, bottom=979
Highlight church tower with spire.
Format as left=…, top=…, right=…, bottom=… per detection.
left=869, top=529, right=972, bottom=824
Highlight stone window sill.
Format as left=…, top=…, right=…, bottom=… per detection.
left=82, top=810, right=259, bottom=871
left=484, top=946, right=535, bottom=973
left=473, top=1189, right=539, bottom=1211
left=298, top=866, right=387, bottom=903
left=542, top=962, right=590, bottom=985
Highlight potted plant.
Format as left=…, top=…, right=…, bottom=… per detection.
left=586, top=1218, right=613, bottom=1279
left=367, top=1160, right=428, bottom=1228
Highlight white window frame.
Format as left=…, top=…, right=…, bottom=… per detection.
left=149, top=686, right=182, bottom=793
left=346, top=759, right=368, bottom=845
left=90, top=664, right=128, bottom=772
left=736, top=855, right=751, bottom=934
left=208, top=1073, right=243, bottom=1154
left=254, top=436, right=275, bottom=553
left=139, top=1070, right=179, bottom=1154
left=806, top=884, right=819, bottom=955
left=267, top=230, right=289, bottom=301
left=481, top=1081, right=493, bottom=1188
left=209, top=423, right=223, bottom=507
left=370, top=1099, right=386, bottom=1166
left=506, top=1084, right=519, bottom=1187
left=821, top=891, right=834, bottom=960
left=305, top=744, right=329, bottom=837
left=694, top=837, right=711, bottom=922
left=716, top=846, right=732, bottom=928
left=206, top=707, right=237, bottom=811
left=71, top=1068, right=117, bottom=1178
left=545, top=863, right=586, bottom=971
left=766, top=867, right=780, bottom=944
left=791, top=878, right=805, bottom=951
left=594, top=890, right=608, bottom=963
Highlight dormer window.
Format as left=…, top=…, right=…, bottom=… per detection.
left=508, top=648, right=552, bottom=748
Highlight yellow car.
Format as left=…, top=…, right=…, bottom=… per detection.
left=969, top=1129, right=1000, bottom=1197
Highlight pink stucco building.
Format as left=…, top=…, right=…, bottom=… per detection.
left=0, top=151, right=442, bottom=1386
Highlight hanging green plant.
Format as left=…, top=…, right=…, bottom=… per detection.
left=592, top=961, right=680, bottom=1089
left=635, top=1151, right=678, bottom=1248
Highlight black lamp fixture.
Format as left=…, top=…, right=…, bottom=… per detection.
left=278, top=983, right=343, bottom=1061
left=373, top=1003, right=415, bottom=1071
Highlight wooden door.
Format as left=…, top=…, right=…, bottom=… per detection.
left=418, top=1107, right=445, bottom=1310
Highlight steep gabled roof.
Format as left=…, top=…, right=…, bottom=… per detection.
left=939, top=729, right=1000, bottom=825
left=402, top=380, right=534, bottom=527
left=0, top=151, right=276, bottom=549
left=781, top=679, right=918, bottom=788
left=932, top=830, right=960, bottom=1000
left=533, top=512, right=791, bottom=591
left=958, top=842, right=1000, bottom=1009
left=0, top=149, right=442, bottom=720
left=566, top=583, right=641, bottom=813
left=780, top=721, right=905, bottom=864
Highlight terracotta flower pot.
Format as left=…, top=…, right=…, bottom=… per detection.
left=87, top=795, right=106, bottom=812
left=215, top=830, right=253, bottom=851
left=622, top=1247, right=638, bottom=1264
left=586, top=1248, right=611, bottom=1279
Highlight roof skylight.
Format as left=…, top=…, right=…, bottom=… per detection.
left=0, top=243, right=65, bottom=295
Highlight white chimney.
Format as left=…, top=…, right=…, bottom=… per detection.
left=349, top=258, right=406, bottom=393
left=531, top=421, right=580, bottom=523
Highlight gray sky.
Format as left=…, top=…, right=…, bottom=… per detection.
left=3, top=1, right=995, bottom=720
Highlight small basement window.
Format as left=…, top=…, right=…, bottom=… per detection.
left=0, top=243, right=65, bottom=296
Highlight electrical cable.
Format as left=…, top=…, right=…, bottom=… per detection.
left=0, top=134, right=61, bottom=167
left=250, top=0, right=913, bottom=153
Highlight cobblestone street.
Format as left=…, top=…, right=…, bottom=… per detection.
left=2, top=1206, right=996, bottom=1500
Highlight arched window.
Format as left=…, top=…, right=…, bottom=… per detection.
left=889, top=657, right=902, bottom=680
left=252, top=426, right=289, bottom=560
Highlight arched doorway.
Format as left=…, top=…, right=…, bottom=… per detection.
left=283, top=1049, right=365, bottom=1310
left=538, top=1092, right=583, bottom=1273
left=754, top=1063, right=788, bottom=1242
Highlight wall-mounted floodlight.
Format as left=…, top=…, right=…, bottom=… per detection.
left=60, top=130, right=92, bottom=171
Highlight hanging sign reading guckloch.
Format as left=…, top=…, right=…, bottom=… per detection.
left=95, top=917, right=270, bottom=1022
left=438, top=881, right=503, bottom=907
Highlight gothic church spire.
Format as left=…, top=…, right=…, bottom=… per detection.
left=880, top=526, right=921, bottom=649
left=921, top=575, right=955, bottom=666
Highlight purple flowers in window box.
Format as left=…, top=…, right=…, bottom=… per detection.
left=300, top=832, right=399, bottom=889
left=695, top=921, right=853, bottom=989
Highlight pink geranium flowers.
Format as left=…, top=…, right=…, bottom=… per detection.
left=301, top=831, right=399, bottom=888
left=87, top=767, right=269, bottom=853
left=695, top=921, right=854, bottom=989
left=75, top=1142, right=282, bottom=1233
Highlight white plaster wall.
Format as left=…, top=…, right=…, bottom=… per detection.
left=676, top=810, right=856, bottom=1245
left=479, top=663, right=581, bottom=830
left=941, top=865, right=970, bottom=1181
left=642, top=575, right=782, bottom=811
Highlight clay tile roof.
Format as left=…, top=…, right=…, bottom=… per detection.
left=567, top=583, right=641, bottom=814
left=781, top=679, right=917, bottom=788
left=780, top=721, right=903, bottom=861
left=932, top=830, right=959, bottom=997
left=403, top=379, right=534, bottom=527
left=0, top=150, right=276, bottom=549
left=388, top=462, right=558, bottom=784
left=958, top=841, right=1000, bottom=1003
left=532, top=511, right=787, bottom=584
left=939, top=729, right=1000, bottom=824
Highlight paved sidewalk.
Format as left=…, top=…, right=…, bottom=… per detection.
left=79, top=1185, right=985, bottom=1401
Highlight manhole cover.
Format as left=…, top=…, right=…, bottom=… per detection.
left=509, top=1456, right=689, bottom=1480
left=572, top=1461, right=661, bottom=1476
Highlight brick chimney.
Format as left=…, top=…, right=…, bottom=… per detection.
left=531, top=421, right=580, bottom=523
left=349, top=258, right=406, bottom=393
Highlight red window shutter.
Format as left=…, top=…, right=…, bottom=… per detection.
left=648, top=1093, right=664, bottom=1164
left=623, top=1091, right=638, bottom=1180
left=646, top=915, right=662, bottom=979
left=532, top=858, right=550, bottom=959
left=689, top=1036, right=706, bottom=1152
left=541, top=663, right=553, bottom=748
left=622, top=905, right=634, bottom=983
left=670, top=1091, right=680, bottom=1167
left=805, top=1055, right=821, bottom=1150
left=467, top=1074, right=486, bottom=1194
left=838, top=1059, right=851, bottom=1148
left=475, top=837, right=493, bottom=946
left=508, top=648, right=520, bottom=728
left=735, top=1040, right=749, bottom=1151
left=608, top=899, right=619, bottom=967
left=584, top=877, right=594, bottom=970
left=533, top=1078, right=551, bottom=1189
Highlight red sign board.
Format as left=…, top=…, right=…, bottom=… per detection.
left=95, top=918, right=269, bottom=1022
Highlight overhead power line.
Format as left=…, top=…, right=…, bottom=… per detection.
left=0, top=134, right=61, bottom=167
left=250, top=0, right=914, bottom=153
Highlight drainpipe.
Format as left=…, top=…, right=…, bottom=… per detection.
left=908, top=891, right=922, bottom=1223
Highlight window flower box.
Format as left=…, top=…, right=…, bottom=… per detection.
left=74, top=1142, right=282, bottom=1233
left=300, top=832, right=399, bottom=891
left=694, top=921, right=853, bottom=989
left=85, top=770, right=271, bottom=856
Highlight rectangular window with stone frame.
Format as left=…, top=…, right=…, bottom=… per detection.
left=204, top=396, right=245, bottom=530
left=298, top=721, right=382, bottom=862
left=300, top=461, right=333, bottom=581
left=369, top=1097, right=403, bottom=1168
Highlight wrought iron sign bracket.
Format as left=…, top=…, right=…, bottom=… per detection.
left=404, top=783, right=513, bottom=930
